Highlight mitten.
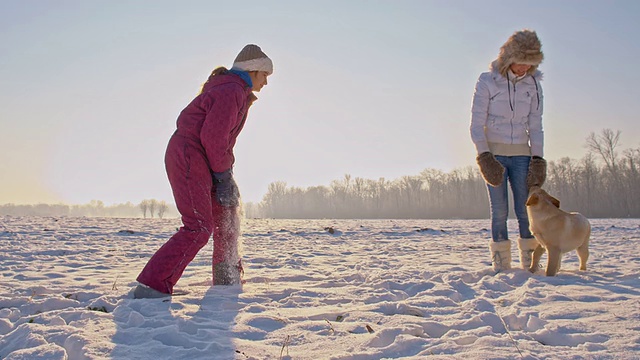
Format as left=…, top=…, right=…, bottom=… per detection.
left=212, top=169, right=240, bottom=207
left=527, top=156, right=547, bottom=189
left=476, top=152, right=505, bottom=187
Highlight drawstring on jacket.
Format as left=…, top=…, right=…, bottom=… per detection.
left=508, top=75, right=513, bottom=111
left=532, top=76, right=540, bottom=110
left=507, top=72, right=541, bottom=111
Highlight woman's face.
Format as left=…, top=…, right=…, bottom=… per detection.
left=249, top=71, right=270, bottom=92
left=510, top=63, right=532, bottom=77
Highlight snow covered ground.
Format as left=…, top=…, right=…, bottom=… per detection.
left=0, top=216, right=639, bottom=359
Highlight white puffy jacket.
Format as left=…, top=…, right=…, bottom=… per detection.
left=470, top=64, right=544, bottom=157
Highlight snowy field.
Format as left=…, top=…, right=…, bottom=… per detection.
left=1, top=216, right=639, bottom=360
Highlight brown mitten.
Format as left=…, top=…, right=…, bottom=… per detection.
left=476, top=152, right=504, bottom=187
left=527, top=156, right=547, bottom=189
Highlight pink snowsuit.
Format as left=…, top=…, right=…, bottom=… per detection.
left=137, top=72, right=255, bottom=294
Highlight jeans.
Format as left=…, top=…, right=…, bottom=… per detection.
left=487, top=155, right=533, bottom=242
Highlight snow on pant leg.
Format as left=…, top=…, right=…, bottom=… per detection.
left=137, top=136, right=214, bottom=294
left=211, top=190, right=241, bottom=269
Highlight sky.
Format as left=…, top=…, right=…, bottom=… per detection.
left=1, top=217, right=639, bottom=358
left=1, top=0, right=639, bottom=205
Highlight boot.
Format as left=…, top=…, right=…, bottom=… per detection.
left=213, top=260, right=244, bottom=285
left=489, top=241, right=511, bottom=272
left=518, top=237, right=539, bottom=270
left=133, top=284, right=170, bottom=299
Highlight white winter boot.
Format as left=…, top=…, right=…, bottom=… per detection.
left=517, top=237, right=539, bottom=270
left=489, top=241, right=511, bottom=272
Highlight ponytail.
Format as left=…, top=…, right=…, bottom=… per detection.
left=199, top=66, right=228, bottom=94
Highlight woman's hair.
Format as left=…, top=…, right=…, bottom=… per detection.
left=199, top=66, right=228, bottom=94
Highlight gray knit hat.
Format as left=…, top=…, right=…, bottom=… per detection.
left=495, top=29, right=543, bottom=76
left=232, top=44, right=273, bottom=75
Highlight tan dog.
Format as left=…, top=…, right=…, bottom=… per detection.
left=526, top=186, right=591, bottom=276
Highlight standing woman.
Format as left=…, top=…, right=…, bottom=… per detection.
left=135, top=44, right=273, bottom=298
left=470, top=30, right=547, bottom=272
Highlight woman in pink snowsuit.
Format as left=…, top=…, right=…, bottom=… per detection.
left=134, top=44, right=273, bottom=298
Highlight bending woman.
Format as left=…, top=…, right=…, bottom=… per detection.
left=135, top=44, right=273, bottom=298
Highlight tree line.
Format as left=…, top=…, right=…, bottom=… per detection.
left=138, top=199, right=171, bottom=218
left=2, top=129, right=637, bottom=220
left=246, top=129, right=640, bottom=219
left=0, top=199, right=178, bottom=218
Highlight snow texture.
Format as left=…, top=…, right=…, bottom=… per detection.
left=1, top=216, right=639, bottom=359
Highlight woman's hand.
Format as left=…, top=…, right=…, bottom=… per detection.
left=212, top=169, right=240, bottom=207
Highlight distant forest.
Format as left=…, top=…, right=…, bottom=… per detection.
left=2, top=129, right=638, bottom=219
left=245, top=129, right=640, bottom=219
left=0, top=199, right=179, bottom=219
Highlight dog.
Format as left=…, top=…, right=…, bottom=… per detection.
left=525, top=186, right=591, bottom=276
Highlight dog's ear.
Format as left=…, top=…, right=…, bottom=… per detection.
left=549, top=195, right=560, bottom=208
left=526, top=193, right=539, bottom=206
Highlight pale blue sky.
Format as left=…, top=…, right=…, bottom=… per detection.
left=1, top=1, right=639, bottom=205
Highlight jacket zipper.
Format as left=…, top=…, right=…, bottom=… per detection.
left=511, top=82, right=516, bottom=144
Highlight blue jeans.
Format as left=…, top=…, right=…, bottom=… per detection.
left=487, top=155, right=533, bottom=242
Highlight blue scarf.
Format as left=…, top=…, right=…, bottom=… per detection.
left=229, top=68, right=253, bottom=88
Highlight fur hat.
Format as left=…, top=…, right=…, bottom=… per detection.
left=232, top=44, right=273, bottom=75
left=495, top=29, right=543, bottom=76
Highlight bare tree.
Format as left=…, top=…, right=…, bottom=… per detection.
left=586, top=128, right=621, bottom=175
left=148, top=199, right=157, bottom=218
left=139, top=200, right=150, bottom=218
left=579, top=153, right=598, bottom=215
left=262, top=181, right=287, bottom=217
left=622, top=147, right=640, bottom=216
left=157, top=201, right=169, bottom=219
left=400, top=176, right=423, bottom=217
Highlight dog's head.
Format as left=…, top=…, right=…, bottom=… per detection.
left=526, top=186, right=560, bottom=208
